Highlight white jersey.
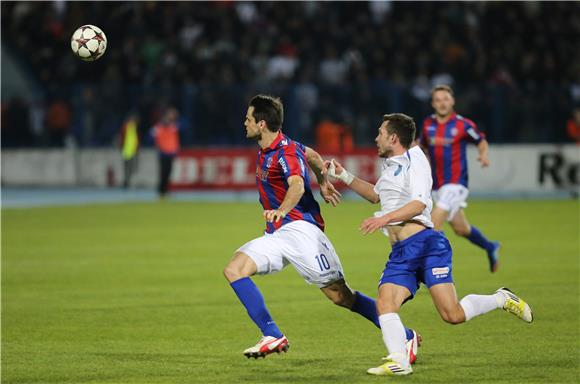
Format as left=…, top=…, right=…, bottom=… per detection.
left=373, top=145, right=434, bottom=228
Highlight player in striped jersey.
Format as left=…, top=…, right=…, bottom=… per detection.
left=419, top=85, right=500, bottom=272
left=223, top=95, right=421, bottom=360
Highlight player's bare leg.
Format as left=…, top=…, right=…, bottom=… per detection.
left=223, top=252, right=258, bottom=283
left=448, top=209, right=471, bottom=237
left=428, top=283, right=466, bottom=324
left=429, top=283, right=533, bottom=324
left=367, top=283, right=413, bottom=376
left=320, top=279, right=356, bottom=309
left=431, top=206, right=448, bottom=231
left=224, top=252, right=288, bottom=358
left=450, top=210, right=500, bottom=272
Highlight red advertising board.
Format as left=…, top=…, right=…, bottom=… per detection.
left=170, top=148, right=382, bottom=190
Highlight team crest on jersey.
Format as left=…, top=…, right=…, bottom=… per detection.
left=256, top=166, right=269, bottom=181
left=451, top=128, right=458, bottom=136
left=266, top=156, right=273, bottom=168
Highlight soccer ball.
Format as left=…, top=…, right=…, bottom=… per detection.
left=70, top=25, right=107, bottom=62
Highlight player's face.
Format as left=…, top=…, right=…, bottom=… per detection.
left=375, top=121, right=395, bottom=158
left=245, top=106, right=262, bottom=141
left=431, top=90, right=455, bottom=117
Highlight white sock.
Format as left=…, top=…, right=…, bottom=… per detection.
left=460, top=293, right=505, bottom=321
left=378, top=313, right=409, bottom=368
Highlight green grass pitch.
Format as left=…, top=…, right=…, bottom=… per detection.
left=2, top=199, right=579, bottom=383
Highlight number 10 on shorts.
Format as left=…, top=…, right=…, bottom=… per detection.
left=315, top=254, right=331, bottom=271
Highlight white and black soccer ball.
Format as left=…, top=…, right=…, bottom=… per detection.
left=70, top=25, right=107, bottom=62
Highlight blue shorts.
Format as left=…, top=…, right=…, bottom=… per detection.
left=379, top=228, right=453, bottom=299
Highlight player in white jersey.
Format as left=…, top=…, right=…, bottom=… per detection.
left=326, top=113, right=533, bottom=376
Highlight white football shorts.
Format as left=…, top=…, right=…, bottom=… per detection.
left=237, top=220, right=345, bottom=288
left=432, top=183, right=469, bottom=221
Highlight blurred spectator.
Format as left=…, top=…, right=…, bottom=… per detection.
left=1, top=1, right=578, bottom=147
left=45, top=99, right=71, bottom=147
left=28, top=98, right=45, bottom=145
left=151, top=107, right=180, bottom=198
left=315, top=117, right=354, bottom=153
left=295, top=65, right=319, bottom=141
left=369, top=0, right=392, bottom=24
left=566, top=108, right=580, bottom=145
left=319, top=46, right=348, bottom=85
left=118, top=113, right=140, bottom=189
left=266, top=35, right=299, bottom=81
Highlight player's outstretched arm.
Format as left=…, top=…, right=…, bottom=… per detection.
left=477, top=139, right=490, bottom=167
left=263, top=175, right=305, bottom=222
left=325, top=159, right=379, bottom=204
left=305, top=146, right=341, bottom=206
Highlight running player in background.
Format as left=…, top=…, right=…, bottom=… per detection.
left=326, top=113, right=532, bottom=376
left=223, top=95, right=421, bottom=360
left=419, top=85, right=500, bottom=272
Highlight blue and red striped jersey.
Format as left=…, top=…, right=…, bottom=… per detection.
left=419, top=113, right=485, bottom=190
left=256, top=132, right=324, bottom=234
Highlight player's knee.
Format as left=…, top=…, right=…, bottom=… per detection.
left=454, top=226, right=470, bottom=237
left=330, top=291, right=354, bottom=308
left=439, top=309, right=465, bottom=325
left=376, top=299, right=400, bottom=314
left=223, top=262, right=243, bottom=282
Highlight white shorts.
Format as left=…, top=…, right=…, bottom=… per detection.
left=237, top=220, right=345, bottom=288
left=432, top=184, right=469, bottom=221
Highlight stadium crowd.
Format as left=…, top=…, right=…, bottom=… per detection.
left=2, top=1, right=579, bottom=148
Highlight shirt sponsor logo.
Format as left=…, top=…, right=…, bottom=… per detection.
left=430, top=137, right=453, bottom=146
left=278, top=157, right=289, bottom=173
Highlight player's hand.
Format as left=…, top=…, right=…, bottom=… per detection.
left=263, top=209, right=286, bottom=223
left=324, top=159, right=354, bottom=185
left=319, top=180, right=342, bottom=207
left=478, top=154, right=490, bottom=168
left=359, top=215, right=390, bottom=235
left=324, top=159, right=345, bottom=177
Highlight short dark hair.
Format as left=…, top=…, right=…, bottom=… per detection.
left=249, top=95, right=284, bottom=132
left=382, top=113, right=416, bottom=148
left=430, top=84, right=454, bottom=98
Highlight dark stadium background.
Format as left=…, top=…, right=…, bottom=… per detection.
left=2, top=1, right=579, bottom=148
